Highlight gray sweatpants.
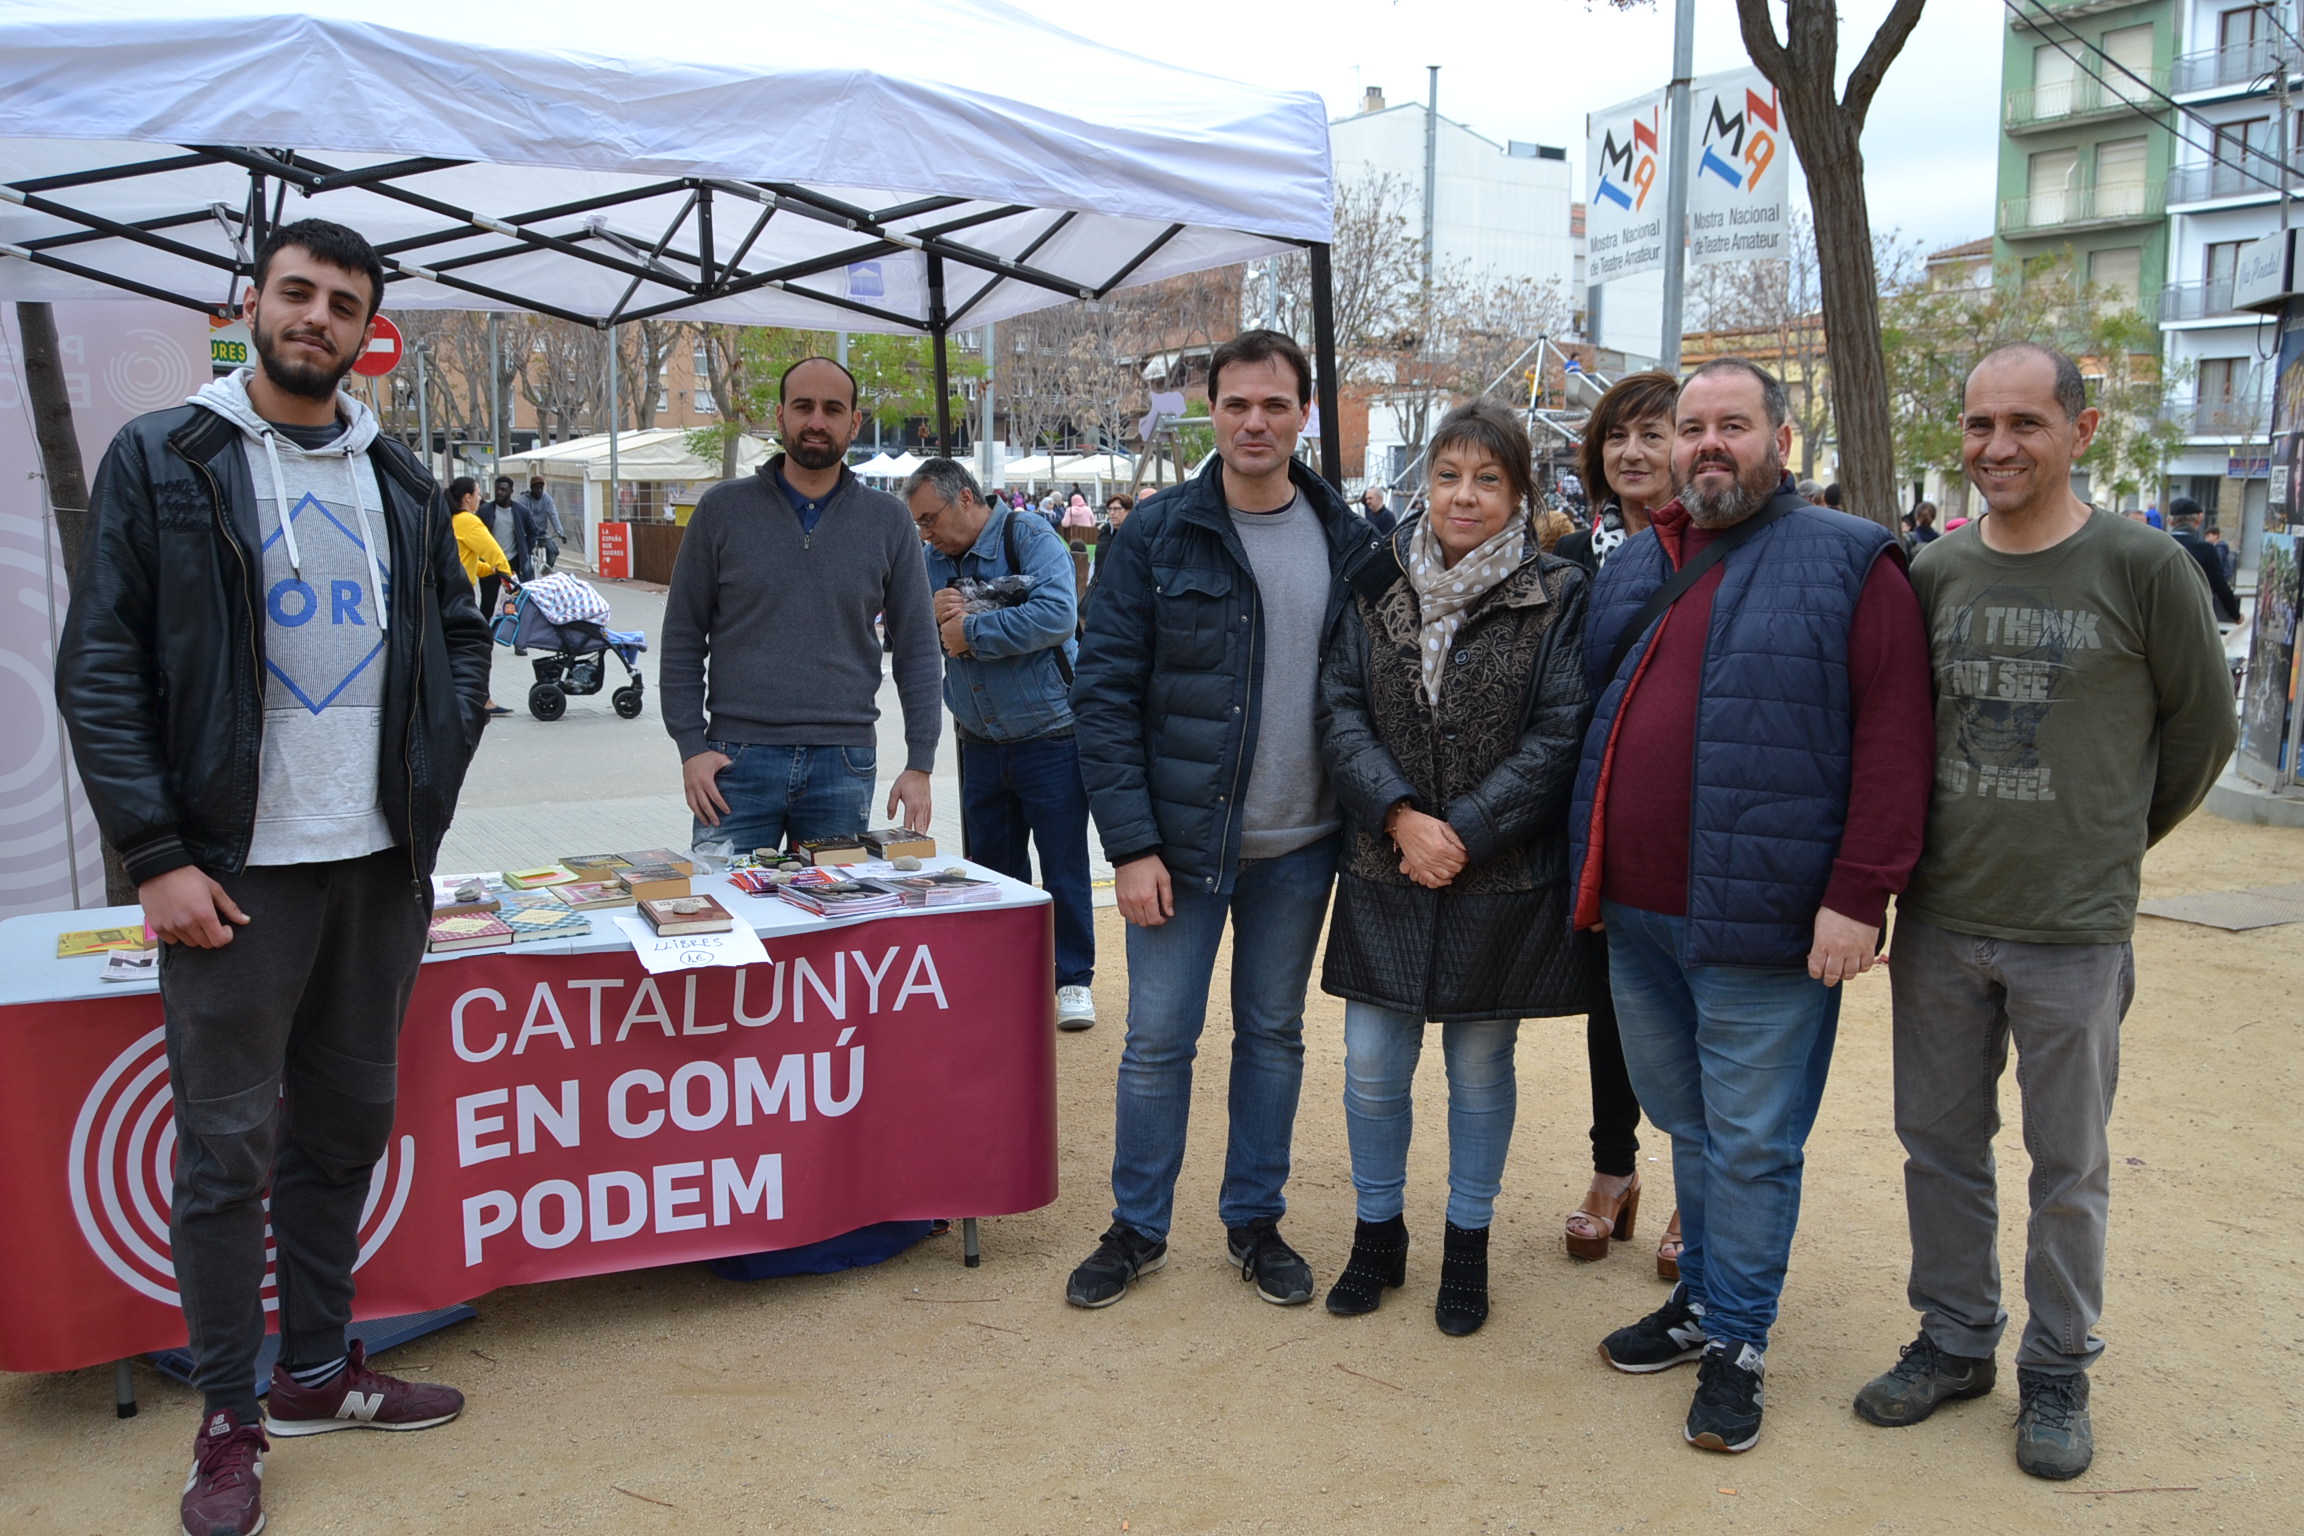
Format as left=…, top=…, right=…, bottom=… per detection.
left=1888, top=913, right=2133, bottom=1376
left=159, top=847, right=429, bottom=1419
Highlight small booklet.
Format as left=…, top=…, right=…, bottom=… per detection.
left=427, top=912, right=515, bottom=953
left=776, top=875, right=905, bottom=916
left=640, top=894, right=736, bottom=936
left=560, top=851, right=633, bottom=875
left=619, top=847, right=697, bottom=876
left=872, top=871, right=1002, bottom=907
left=101, top=948, right=160, bottom=983
left=57, top=926, right=155, bottom=959
left=504, top=863, right=580, bottom=889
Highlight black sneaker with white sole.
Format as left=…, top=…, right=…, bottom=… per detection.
left=1685, top=1339, right=1765, bottom=1453
left=1599, top=1281, right=1710, bottom=1372
left=1065, top=1221, right=1167, bottom=1309
left=1226, top=1218, right=1314, bottom=1305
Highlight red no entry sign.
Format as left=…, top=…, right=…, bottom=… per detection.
left=355, top=313, right=403, bottom=376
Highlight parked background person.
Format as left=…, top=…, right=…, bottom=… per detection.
left=1531, top=506, right=1575, bottom=554
left=909, top=458, right=1100, bottom=1031
left=2166, top=497, right=2242, bottom=624
left=1855, top=344, right=2238, bottom=1481
left=1094, top=491, right=1133, bottom=573
left=1317, top=399, right=1598, bottom=1336
left=517, top=474, right=565, bottom=572
left=1361, top=483, right=1398, bottom=536
left=662, top=356, right=939, bottom=854
left=2204, top=522, right=2237, bottom=583
left=1910, top=501, right=1940, bottom=546
left=1550, top=369, right=1682, bottom=1275
left=450, top=476, right=514, bottom=716
left=1570, top=357, right=1934, bottom=1456
left=486, top=475, right=537, bottom=580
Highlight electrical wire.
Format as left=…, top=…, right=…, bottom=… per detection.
left=2003, top=0, right=2304, bottom=196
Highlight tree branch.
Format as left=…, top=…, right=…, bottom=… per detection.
left=1842, top=0, right=1929, bottom=127
left=1732, top=0, right=1793, bottom=85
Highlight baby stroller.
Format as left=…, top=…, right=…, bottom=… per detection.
left=492, top=573, right=649, bottom=722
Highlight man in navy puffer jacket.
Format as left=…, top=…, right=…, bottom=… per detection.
left=1065, top=330, right=1384, bottom=1312
left=1568, top=359, right=1934, bottom=1455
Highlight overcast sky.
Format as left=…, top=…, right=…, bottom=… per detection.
left=1007, top=0, right=2003, bottom=259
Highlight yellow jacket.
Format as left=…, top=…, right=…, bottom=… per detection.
left=453, top=511, right=514, bottom=587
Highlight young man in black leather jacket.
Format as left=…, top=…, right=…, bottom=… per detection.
left=56, top=219, right=490, bottom=1536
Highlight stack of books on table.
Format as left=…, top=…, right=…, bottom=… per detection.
left=430, top=873, right=508, bottom=917
left=639, top=894, right=736, bottom=935
left=554, top=879, right=636, bottom=912
left=862, top=827, right=937, bottom=860
left=873, top=870, right=1003, bottom=907
left=498, top=898, right=594, bottom=944
left=774, top=869, right=905, bottom=917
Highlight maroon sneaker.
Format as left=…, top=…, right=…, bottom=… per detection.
left=262, top=1341, right=464, bottom=1437
left=181, top=1409, right=266, bottom=1536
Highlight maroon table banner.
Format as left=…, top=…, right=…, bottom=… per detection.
left=0, top=905, right=1057, bottom=1373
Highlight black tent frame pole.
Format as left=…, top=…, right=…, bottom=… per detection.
left=1307, top=241, right=1342, bottom=489
left=928, top=251, right=951, bottom=456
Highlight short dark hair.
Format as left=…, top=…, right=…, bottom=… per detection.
left=780, top=354, right=859, bottom=409
left=251, top=219, right=386, bottom=320
left=1578, top=370, right=1680, bottom=506
left=446, top=475, right=478, bottom=505
left=1427, top=398, right=1536, bottom=516
left=1683, top=356, right=1790, bottom=428
left=2168, top=495, right=2204, bottom=524
left=1974, top=341, right=2087, bottom=421
left=494, top=476, right=513, bottom=490
left=1822, top=483, right=1843, bottom=508
left=1207, top=328, right=1313, bottom=407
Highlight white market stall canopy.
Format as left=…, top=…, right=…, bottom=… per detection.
left=0, top=0, right=1333, bottom=340
left=498, top=428, right=767, bottom=483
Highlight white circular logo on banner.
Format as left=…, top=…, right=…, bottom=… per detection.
left=103, top=327, right=196, bottom=413
left=68, top=1027, right=417, bottom=1306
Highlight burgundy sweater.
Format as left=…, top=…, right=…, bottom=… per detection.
left=1598, top=501, right=1935, bottom=931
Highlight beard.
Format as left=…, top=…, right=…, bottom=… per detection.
left=1677, top=451, right=1783, bottom=528
left=785, top=432, right=846, bottom=471
left=251, top=313, right=357, bottom=402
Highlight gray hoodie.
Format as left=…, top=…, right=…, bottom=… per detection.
left=189, top=368, right=397, bottom=866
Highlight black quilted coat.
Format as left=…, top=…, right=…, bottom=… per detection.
left=1317, top=522, right=1602, bottom=1023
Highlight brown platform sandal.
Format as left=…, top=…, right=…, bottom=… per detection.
left=1564, top=1172, right=1641, bottom=1260
left=1655, top=1208, right=1684, bottom=1282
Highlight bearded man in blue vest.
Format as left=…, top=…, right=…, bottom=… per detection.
left=1567, top=358, right=1935, bottom=1455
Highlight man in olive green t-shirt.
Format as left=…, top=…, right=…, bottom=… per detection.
left=1851, top=344, right=2236, bottom=1482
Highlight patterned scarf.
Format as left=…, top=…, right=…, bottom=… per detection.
left=1406, top=514, right=1533, bottom=706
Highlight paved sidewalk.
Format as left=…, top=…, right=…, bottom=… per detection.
left=441, top=576, right=1112, bottom=903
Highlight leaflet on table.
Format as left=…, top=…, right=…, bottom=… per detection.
left=610, top=911, right=771, bottom=973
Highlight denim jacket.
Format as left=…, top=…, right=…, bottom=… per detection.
left=921, top=505, right=1080, bottom=743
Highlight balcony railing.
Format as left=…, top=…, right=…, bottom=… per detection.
left=2167, top=151, right=2287, bottom=204
left=1999, top=181, right=2165, bottom=236
left=2006, top=70, right=2168, bottom=130
left=2164, top=395, right=2272, bottom=437
left=2173, top=36, right=2282, bottom=95
left=2159, top=279, right=2243, bottom=322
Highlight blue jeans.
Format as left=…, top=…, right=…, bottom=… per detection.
left=1110, top=834, right=1340, bottom=1241
left=1602, top=901, right=1842, bottom=1352
left=958, top=732, right=1094, bottom=989
left=1342, top=1002, right=1520, bottom=1229
left=695, top=741, right=875, bottom=856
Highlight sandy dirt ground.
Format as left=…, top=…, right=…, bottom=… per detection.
left=6, top=813, right=2300, bottom=1535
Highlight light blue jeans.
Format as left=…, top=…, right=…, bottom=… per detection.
left=1603, top=900, right=1842, bottom=1353
left=1342, top=1002, right=1521, bottom=1230
left=1109, top=835, right=1340, bottom=1241
left=694, top=741, right=874, bottom=856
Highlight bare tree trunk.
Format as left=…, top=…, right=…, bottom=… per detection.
left=1735, top=0, right=1924, bottom=534
left=16, top=301, right=136, bottom=904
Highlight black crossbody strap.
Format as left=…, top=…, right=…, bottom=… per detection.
left=1003, top=508, right=1074, bottom=687
left=1602, top=491, right=1803, bottom=687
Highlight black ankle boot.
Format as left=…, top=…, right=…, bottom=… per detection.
left=1324, top=1215, right=1409, bottom=1316
left=1434, top=1221, right=1490, bottom=1336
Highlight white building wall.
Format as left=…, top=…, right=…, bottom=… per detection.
left=1327, top=106, right=1575, bottom=292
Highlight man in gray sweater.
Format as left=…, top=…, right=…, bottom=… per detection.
left=662, top=357, right=940, bottom=853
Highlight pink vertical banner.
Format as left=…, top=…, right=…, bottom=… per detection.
left=0, top=301, right=209, bottom=916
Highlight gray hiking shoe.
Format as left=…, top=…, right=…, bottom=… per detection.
left=2015, top=1368, right=2093, bottom=1480
left=1853, top=1330, right=1996, bottom=1426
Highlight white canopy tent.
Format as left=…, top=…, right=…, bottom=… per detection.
left=851, top=452, right=904, bottom=480
left=497, top=428, right=770, bottom=539
left=0, top=0, right=1345, bottom=474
